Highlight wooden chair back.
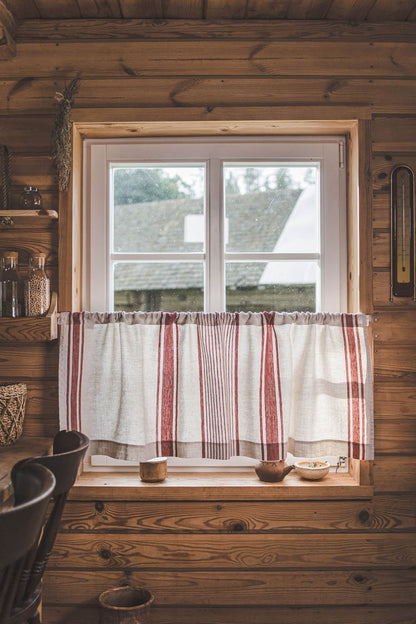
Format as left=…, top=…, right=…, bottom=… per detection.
left=6, top=430, right=89, bottom=623
left=0, top=463, right=55, bottom=623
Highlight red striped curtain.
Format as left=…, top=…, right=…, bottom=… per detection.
left=59, top=312, right=373, bottom=461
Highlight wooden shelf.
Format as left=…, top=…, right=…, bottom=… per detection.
left=0, top=209, right=58, bottom=229
left=71, top=471, right=374, bottom=502
left=0, top=292, right=58, bottom=342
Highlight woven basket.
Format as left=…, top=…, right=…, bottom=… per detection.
left=0, top=384, right=27, bottom=446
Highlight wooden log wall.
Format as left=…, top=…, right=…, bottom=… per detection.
left=0, top=19, right=415, bottom=623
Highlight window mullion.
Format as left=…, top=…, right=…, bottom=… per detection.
left=207, top=158, right=225, bottom=312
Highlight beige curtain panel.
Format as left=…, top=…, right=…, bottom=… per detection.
left=59, top=311, right=374, bottom=462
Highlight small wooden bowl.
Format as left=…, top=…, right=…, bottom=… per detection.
left=139, top=458, right=167, bottom=483
left=295, top=460, right=330, bottom=480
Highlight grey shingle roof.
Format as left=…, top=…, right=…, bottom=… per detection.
left=114, top=189, right=299, bottom=291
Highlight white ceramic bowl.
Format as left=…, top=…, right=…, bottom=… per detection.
left=295, top=460, right=330, bottom=480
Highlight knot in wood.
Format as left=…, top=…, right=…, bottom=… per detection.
left=232, top=521, right=246, bottom=532
left=358, top=509, right=370, bottom=524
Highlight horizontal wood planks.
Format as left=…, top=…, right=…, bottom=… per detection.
left=3, top=41, right=416, bottom=78
left=42, top=568, right=416, bottom=605
left=59, top=495, right=416, bottom=533
left=1, top=18, right=415, bottom=624
left=49, top=532, right=416, bottom=569
left=2, top=77, right=416, bottom=114
left=42, top=604, right=416, bottom=624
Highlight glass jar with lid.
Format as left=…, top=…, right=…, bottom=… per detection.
left=19, top=186, right=43, bottom=210
left=1, top=251, right=22, bottom=318
left=25, top=253, right=50, bottom=317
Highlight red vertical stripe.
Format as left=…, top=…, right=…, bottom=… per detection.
left=259, top=319, right=265, bottom=460
left=174, top=323, right=179, bottom=456
left=342, top=314, right=363, bottom=458
left=263, top=313, right=280, bottom=460
left=160, top=313, right=177, bottom=457
left=155, top=321, right=164, bottom=457
left=271, top=319, right=284, bottom=459
left=354, top=315, right=366, bottom=459
left=341, top=315, right=352, bottom=457
left=70, top=313, right=82, bottom=431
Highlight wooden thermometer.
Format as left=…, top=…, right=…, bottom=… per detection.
left=390, top=165, right=415, bottom=300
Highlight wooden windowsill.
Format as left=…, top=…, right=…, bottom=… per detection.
left=70, top=471, right=373, bottom=501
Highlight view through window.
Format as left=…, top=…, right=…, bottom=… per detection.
left=85, top=137, right=346, bottom=313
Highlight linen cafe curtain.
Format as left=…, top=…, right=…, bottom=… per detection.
left=59, top=312, right=374, bottom=462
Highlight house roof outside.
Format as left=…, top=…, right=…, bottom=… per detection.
left=113, top=186, right=317, bottom=292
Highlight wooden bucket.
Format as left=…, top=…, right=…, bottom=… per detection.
left=98, top=586, right=154, bottom=624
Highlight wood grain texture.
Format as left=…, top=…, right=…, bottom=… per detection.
left=0, top=228, right=57, bottom=263
left=372, top=188, right=390, bottom=225
left=76, top=0, right=122, bottom=18
left=0, top=314, right=57, bottom=342
left=42, top=568, right=416, bottom=606
left=3, top=19, right=416, bottom=624
left=15, top=19, right=416, bottom=42
left=0, top=342, right=58, bottom=378
left=373, top=311, right=416, bottom=343
left=373, top=269, right=416, bottom=308
left=0, top=116, right=54, bottom=153
left=374, top=382, right=416, bottom=417
left=372, top=229, right=389, bottom=268
left=41, top=604, right=416, bottom=624
left=2, top=78, right=416, bottom=114
left=48, top=532, right=416, bottom=569
left=358, top=118, right=373, bottom=312
left=5, top=41, right=416, bottom=79
left=375, top=420, right=416, bottom=455
left=58, top=495, right=416, bottom=533
left=69, top=471, right=373, bottom=501
left=374, top=344, right=416, bottom=382
left=372, top=116, right=416, bottom=148
left=373, top=456, right=416, bottom=492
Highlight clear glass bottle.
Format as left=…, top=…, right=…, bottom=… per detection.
left=19, top=186, right=43, bottom=210
left=25, top=253, right=50, bottom=317
left=1, top=252, right=21, bottom=318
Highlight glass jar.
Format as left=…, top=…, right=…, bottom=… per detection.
left=1, top=252, right=22, bottom=318
left=19, top=186, right=43, bottom=210
left=25, top=254, right=50, bottom=317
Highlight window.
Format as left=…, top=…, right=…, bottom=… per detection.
left=83, top=136, right=348, bottom=472
left=84, top=137, right=346, bottom=314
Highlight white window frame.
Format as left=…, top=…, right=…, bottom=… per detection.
left=83, top=135, right=347, bottom=472
left=83, top=136, right=347, bottom=314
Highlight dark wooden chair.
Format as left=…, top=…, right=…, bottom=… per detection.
left=5, top=430, right=89, bottom=624
left=0, top=462, right=56, bottom=624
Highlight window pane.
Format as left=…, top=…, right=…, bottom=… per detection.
left=226, top=261, right=318, bottom=312
left=114, top=262, right=204, bottom=312
left=224, top=165, right=319, bottom=253
left=112, top=166, right=205, bottom=253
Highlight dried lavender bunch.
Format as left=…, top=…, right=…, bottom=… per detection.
left=51, top=77, right=80, bottom=192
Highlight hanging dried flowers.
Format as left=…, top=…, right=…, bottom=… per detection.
left=51, top=76, right=80, bottom=192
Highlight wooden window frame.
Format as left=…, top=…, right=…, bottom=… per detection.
left=59, top=115, right=373, bottom=490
